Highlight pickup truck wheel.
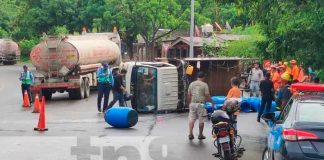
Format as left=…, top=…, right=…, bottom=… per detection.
left=84, top=78, right=90, bottom=98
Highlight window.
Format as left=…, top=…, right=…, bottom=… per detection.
left=278, top=98, right=294, bottom=122
left=297, top=102, right=324, bottom=123
left=134, top=67, right=157, bottom=112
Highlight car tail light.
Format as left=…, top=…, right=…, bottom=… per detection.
left=217, top=130, right=228, bottom=138
left=283, top=129, right=318, bottom=141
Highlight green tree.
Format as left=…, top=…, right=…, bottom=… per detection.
left=109, top=0, right=188, bottom=60
left=250, top=0, right=324, bottom=68
left=221, top=25, right=265, bottom=58
left=14, top=0, right=79, bottom=39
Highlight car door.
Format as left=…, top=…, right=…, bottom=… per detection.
left=268, top=99, right=294, bottom=151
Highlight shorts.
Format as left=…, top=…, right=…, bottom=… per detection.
left=188, top=103, right=207, bottom=123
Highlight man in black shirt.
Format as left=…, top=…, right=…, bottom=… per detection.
left=105, top=69, right=127, bottom=112
left=258, top=72, right=274, bottom=122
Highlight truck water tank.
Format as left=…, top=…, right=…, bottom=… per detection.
left=30, top=35, right=121, bottom=77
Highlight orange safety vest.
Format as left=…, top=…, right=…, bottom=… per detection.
left=291, top=65, right=300, bottom=81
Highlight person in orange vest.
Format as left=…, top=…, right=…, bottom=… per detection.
left=298, top=64, right=306, bottom=82
left=290, top=59, right=299, bottom=82
left=271, top=65, right=280, bottom=91
left=283, top=62, right=291, bottom=74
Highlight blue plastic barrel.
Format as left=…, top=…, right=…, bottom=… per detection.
left=270, top=101, right=277, bottom=112
left=211, top=96, right=226, bottom=105
left=249, top=97, right=261, bottom=112
left=240, top=98, right=251, bottom=112
left=205, top=103, right=214, bottom=113
left=215, top=104, right=223, bottom=110
left=256, top=101, right=277, bottom=113
left=105, top=107, right=138, bottom=128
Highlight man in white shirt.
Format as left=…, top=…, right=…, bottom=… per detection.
left=249, top=63, right=264, bottom=97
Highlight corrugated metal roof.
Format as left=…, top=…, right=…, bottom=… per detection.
left=170, top=37, right=223, bottom=47
left=184, top=57, right=258, bottom=61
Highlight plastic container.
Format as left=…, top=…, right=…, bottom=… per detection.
left=205, top=102, right=214, bottom=113
left=105, top=107, right=138, bottom=128
left=215, top=104, right=223, bottom=110
left=249, top=97, right=261, bottom=112
left=186, top=65, right=194, bottom=75
left=255, top=100, right=277, bottom=113
left=240, top=98, right=251, bottom=113
left=211, top=96, right=226, bottom=105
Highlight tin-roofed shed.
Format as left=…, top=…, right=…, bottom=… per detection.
left=184, top=57, right=257, bottom=96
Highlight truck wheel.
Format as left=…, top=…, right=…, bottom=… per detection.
left=68, top=90, right=77, bottom=99
left=84, top=78, right=90, bottom=98
left=42, top=89, right=52, bottom=101
left=75, top=79, right=85, bottom=99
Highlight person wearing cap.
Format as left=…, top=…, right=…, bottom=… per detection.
left=187, top=71, right=214, bottom=140
left=290, top=59, right=299, bottom=82
left=298, top=64, right=306, bottom=82
left=271, top=65, right=280, bottom=91
left=283, top=62, right=291, bottom=74
left=96, top=63, right=114, bottom=113
left=19, top=65, right=34, bottom=104
left=248, top=63, right=264, bottom=97
left=276, top=73, right=292, bottom=110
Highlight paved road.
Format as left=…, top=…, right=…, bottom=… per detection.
left=0, top=64, right=268, bottom=160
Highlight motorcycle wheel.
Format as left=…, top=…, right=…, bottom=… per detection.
left=234, top=135, right=242, bottom=148
left=221, top=143, right=232, bottom=160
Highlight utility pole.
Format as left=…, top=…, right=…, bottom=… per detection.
left=189, top=0, right=194, bottom=58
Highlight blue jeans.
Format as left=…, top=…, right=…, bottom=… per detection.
left=21, top=84, right=32, bottom=103
left=107, top=91, right=125, bottom=110
left=97, top=83, right=111, bottom=111
left=250, top=81, right=260, bottom=97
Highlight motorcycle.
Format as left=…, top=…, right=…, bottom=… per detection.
left=211, top=109, right=245, bottom=160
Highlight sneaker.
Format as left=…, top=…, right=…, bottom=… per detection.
left=98, top=108, right=102, bottom=113
left=198, top=135, right=206, bottom=140
left=188, top=134, right=194, bottom=140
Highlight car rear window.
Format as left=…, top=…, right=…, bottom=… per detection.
left=297, top=103, right=324, bottom=123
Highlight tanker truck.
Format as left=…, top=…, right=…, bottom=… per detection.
left=30, top=33, right=121, bottom=100
left=0, top=39, right=20, bottom=65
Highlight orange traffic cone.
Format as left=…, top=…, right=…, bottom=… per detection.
left=32, top=94, right=40, bottom=113
left=34, top=96, right=48, bottom=131
left=23, top=90, right=31, bottom=108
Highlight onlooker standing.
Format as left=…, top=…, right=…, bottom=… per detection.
left=290, top=59, right=300, bottom=82
left=249, top=63, right=264, bottom=97
left=97, top=63, right=114, bottom=113
left=284, top=62, right=291, bottom=74
left=308, top=66, right=316, bottom=82
left=106, top=69, right=127, bottom=111
left=277, top=79, right=292, bottom=110
left=19, top=65, right=34, bottom=104
left=271, top=66, right=280, bottom=91
left=314, top=77, right=320, bottom=84
left=187, top=71, right=214, bottom=140
left=258, top=73, right=274, bottom=122
left=297, top=64, right=306, bottom=82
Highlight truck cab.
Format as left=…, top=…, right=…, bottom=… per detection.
left=122, top=62, right=184, bottom=112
